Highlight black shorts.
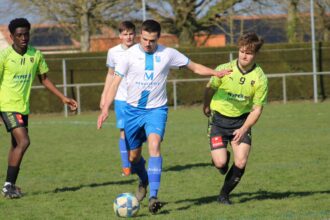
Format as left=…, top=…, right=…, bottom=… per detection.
left=209, top=111, right=251, bottom=150
left=0, top=112, right=29, bottom=132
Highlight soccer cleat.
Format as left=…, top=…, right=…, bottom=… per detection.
left=219, top=151, right=231, bottom=175
left=135, top=181, right=148, bottom=202
left=121, top=167, right=131, bottom=176
left=2, top=184, right=22, bottom=199
left=148, top=197, right=163, bottom=214
left=217, top=194, right=232, bottom=205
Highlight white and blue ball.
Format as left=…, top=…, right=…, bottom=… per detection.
left=113, top=193, right=140, bottom=217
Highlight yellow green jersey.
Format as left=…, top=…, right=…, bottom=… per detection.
left=0, top=45, right=49, bottom=114
left=209, top=59, right=268, bottom=117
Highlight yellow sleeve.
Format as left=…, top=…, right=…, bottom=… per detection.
left=38, top=51, right=49, bottom=75
left=253, top=74, right=268, bottom=106
left=209, top=64, right=225, bottom=89
left=0, top=54, right=4, bottom=82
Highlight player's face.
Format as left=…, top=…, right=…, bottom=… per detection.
left=238, top=46, right=256, bottom=69
left=11, top=27, right=30, bottom=50
left=140, top=30, right=159, bottom=53
left=120, top=29, right=135, bottom=48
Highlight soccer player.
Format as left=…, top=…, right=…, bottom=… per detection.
left=203, top=32, right=268, bottom=205
left=99, top=21, right=136, bottom=176
left=97, top=19, right=231, bottom=214
left=0, top=18, right=78, bottom=199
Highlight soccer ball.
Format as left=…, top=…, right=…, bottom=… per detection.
left=113, top=193, right=140, bottom=217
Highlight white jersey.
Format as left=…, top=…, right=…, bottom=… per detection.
left=106, top=44, right=130, bottom=101
left=115, top=44, right=189, bottom=109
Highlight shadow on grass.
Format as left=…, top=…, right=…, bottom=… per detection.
left=163, top=162, right=211, bottom=172
left=233, top=190, right=330, bottom=203
left=28, top=179, right=136, bottom=195
left=174, top=189, right=330, bottom=210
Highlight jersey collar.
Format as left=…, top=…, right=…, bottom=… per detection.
left=236, top=60, right=256, bottom=75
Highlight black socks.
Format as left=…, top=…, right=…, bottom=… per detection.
left=220, top=164, right=245, bottom=196
left=6, top=166, right=20, bottom=184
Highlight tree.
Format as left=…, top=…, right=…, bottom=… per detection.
left=314, top=0, right=330, bottom=42
left=254, top=0, right=330, bottom=43
left=287, top=0, right=299, bottom=43
left=202, top=0, right=260, bottom=45
left=141, top=0, right=246, bottom=47
left=13, top=0, right=133, bottom=52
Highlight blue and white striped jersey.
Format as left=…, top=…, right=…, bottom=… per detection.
left=115, top=44, right=189, bottom=108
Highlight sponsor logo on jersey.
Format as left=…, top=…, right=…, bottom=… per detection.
left=144, top=71, right=154, bottom=80
left=30, top=57, right=34, bottom=63
left=155, top=56, right=161, bottom=62
left=13, top=74, right=32, bottom=82
left=227, top=92, right=250, bottom=101
left=251, top=80, right=255, bottom=86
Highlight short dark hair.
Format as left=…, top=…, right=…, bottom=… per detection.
left=8, top=18, right=31, bottom=34
left=238, top=32, right=264, bottom=53
left=118, top=21, right=136, bottom=33
left=141, top=19, right=161, bottom=37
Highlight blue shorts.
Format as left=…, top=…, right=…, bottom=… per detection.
left=114, top=100, right=127, bottom=129
left=124, top=105, right=168, bottom=150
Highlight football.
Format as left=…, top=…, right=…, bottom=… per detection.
left=113, top=193, right=140, bottom=217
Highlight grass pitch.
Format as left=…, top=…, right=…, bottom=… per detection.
left=0, top=102, right=329, bottom=219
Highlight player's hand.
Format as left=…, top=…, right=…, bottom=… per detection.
left=63, top=97, right=78, bottom=111
left=232, top=127, right=248, bottom=142
left=215, top=69, right=232, bottom=78
left=203, top=105, right=211, bottom=117
left=97, top=110, right=109, bottom=129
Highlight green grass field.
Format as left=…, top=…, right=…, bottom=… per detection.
left=0, top=102, right=329, bottom=220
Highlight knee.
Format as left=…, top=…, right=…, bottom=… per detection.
left=212, top=158, right=227, bottom=169
left=129, top=153, right=141, bottom=164
left=148, top=141, right=160, bottom=157
left=18, top=138, right=30, bottom=150
left=234, top=159, right=247, bottom=169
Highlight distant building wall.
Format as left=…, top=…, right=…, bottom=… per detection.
left=194, top=34, right=226, bottom=47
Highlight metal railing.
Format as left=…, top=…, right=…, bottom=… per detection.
left=31, top=71, right=330, bottom=116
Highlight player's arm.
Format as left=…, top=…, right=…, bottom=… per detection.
left=38, top=73, right=78, bottom=111
left=233, top=105, right=263, bottom=142
left=97, top=74, right=123, bottom=129
left=203, top=81, right=216, bottom=117
left=100, top=67, right=115, bottom=109
left=186, top=61, right=232, bottom=77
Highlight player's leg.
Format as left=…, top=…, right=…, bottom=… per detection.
left=124, top=105, right=149, bottom=201
left=211, top=148, right=230, bottom=174
left=218, top=138, right=251, bottom=205
left=147, top=133, right=162, bottom=199
left=209, top=123, right=231, bottom=175
left=145, top=106, right=167, bottom=214
left=114, top=100, right=130, bottom=176
left=119, top=129, right=131, bottom=176
left=1, top=112, right=29, bottom=199
left=130, top=147, right=149, bottom=202
left=146, top=133, right=163, bottom=214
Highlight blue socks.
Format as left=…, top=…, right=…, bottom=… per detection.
left=119, top=138, right=130, bottom=169
left=131, top=157, right=148, bottom=185
left=148, top=156, right=162, bottom=198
